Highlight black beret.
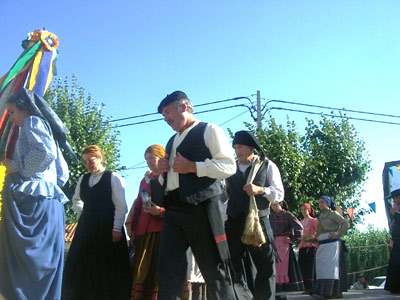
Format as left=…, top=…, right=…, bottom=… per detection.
left=232, top=130, right=263, bottom=152
left=157, top=91, right=188, bottom=113
left=391, top=189, right=400, bottom=198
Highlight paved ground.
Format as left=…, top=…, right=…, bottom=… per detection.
left=284, top=289, right=400, bottom=299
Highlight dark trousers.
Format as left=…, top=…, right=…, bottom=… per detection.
left=157, top=202, right=236, bottom=300
left=226, top=216, right=276, bottom=300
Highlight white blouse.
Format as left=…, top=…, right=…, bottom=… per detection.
left=72, top=168, right=128, bottom=232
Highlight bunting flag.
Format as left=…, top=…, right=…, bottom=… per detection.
left=368, top=202, right=376, bottom=213
left=0, top=29, right=59, bottom=159
left=346, top=208, right=354, bottom=221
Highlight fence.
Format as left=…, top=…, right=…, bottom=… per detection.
left=346, top=243, right=389, bottom=286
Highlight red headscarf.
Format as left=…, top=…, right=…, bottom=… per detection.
left=302, top=203, right=316, bottom=218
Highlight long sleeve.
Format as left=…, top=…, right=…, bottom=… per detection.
left=10, top=117, right=56, bottom=177
left=288, top=212, right=304, bottom=243
left=195, top=123, right=236, bottom=179
left=110, top=172, right=128, bottom=232
left=72, top=175, right=84, bottom=217
left=262, top=160, right=284, bottom=204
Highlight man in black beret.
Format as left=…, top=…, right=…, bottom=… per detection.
left=156, top=91, right=247, bottom=299
left=225, top=130, right=285, bottom=300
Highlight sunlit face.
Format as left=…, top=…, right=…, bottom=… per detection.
left=161, top=103, right=185, bottom=133
left=6, top=103, right=30, bottom=127
left=271, top=202, right=282, bottom=213
left=318, top=198, right=329, bottom=211
left=82, top=153, right=103, bottom=174
left=301, top=206, right=310, bottom=218
left=145, top=152, right=160, bottom=174
left=234, top=144, right=254, bottom=164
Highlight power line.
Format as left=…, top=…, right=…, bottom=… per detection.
left=268, top=107, right=400, bottom=126
left=113, top=103, right=257, bottom=128
left=262, top=99, right=400, bottom=119
left=109, top=95, right=254, bottom=123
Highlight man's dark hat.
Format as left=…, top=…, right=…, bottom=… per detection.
left=232, top=130, right=263, bottom=152
left=391, top=189, right=400, bottom=198
left=157, top=90, right=188, bottom=113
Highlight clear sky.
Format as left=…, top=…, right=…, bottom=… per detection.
left=1, top=0, right=399, bottom=230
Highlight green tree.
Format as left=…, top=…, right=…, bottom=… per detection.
left=44, top=76, right=122, bottom=223
left=245, top=113, right=370, bottom=221
left=345, top=227, right=390, bottom=286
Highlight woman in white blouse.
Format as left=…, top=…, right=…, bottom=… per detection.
left=62, top=145, right=131, bottom=300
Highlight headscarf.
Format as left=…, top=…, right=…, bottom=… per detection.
left=7, top=88, right=77, bottom=161
left=302, top=203, right=316, bottom=218
left=319, top=195, right=336, bottom=211
left=145, top=144, right=165, bottom=158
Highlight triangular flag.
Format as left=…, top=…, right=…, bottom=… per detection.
left=346, top=208, right=354, bottom=220
left=368, top=202, right=376, bottom=213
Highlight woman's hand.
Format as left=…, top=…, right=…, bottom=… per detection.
left=329, top=232, right=340, bottom=240
left=144, top=203, right=162, bottom=216
left=112, top=231, right=123, bottom=243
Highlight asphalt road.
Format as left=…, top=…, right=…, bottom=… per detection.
left=285, top=289, right=400, bottom=299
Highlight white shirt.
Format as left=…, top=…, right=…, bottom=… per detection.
left=238, top=158, right=284, bottom=204
left=162, top=120, right=236, bottom=192
left=72, top=168, right=128, bottom=232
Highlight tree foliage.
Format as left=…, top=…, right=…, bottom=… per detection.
left=344, top=227, right=390, bottom=285
left=44, top=76, right=122, bottom=223
left=244, top=113, right=371, bottom=223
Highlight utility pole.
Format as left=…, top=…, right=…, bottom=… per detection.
left=257, top=90, right=261, bottom=130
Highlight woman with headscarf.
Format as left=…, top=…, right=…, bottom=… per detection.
left=0, top=89, right=69, bottom=300
left=270, top=200, right=304, bottom=299
left=310, top=196, right=350, bottom=300
left=62, top=144, right=131, bottom=300
left=125, top=144, right=166, bottom=300
left=297, top=203, right=318, bottom=294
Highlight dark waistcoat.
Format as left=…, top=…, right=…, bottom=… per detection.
left=164, top=122, right=222, bottom=205
left=226, top=159, right=270, bottom=217
left=80, top=170, right=115, bottom=219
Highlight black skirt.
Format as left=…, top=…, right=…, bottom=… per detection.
left=62, top=213, right=132, bottom=300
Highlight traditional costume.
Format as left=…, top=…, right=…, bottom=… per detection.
left=298, top=203, right=318, bottom=292
left=157, top=91, right=238, bottom=300
left=0, top=90, right=70, bottom=300
left=225, top=130, right=284, bottom=300
left=270, top=205, right=304, bottom=293
left=311, top=196, right=349, bottom=299
left=126, top=145, right=166, bottom=300
left=384, top=187, right=400, bottom=293
left=62, top=169, right=131, bottom=300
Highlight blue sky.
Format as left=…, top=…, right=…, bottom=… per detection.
left=1, top=0, right=399, bottom=229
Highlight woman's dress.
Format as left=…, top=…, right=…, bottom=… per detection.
left=385, top=210, right=400, bottom=293
left=311, top=210, right=349, bottom=298
left=298, top=216, right=318, bottom=291
left=62, top=170, right=131, bottom=300
left=127, top=172, right=165, bottom=300
left=270, top=209, right=304, bottom=292
left=0, top=116, right=69, bottom=300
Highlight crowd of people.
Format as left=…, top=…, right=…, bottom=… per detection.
left=0, top=88, right=397, bottom=300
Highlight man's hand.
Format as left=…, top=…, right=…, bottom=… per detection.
left=243, top=183, right=264, bottom=196
left=112, top=231, right=123, bottom=243
left=172, top=152, right=196, bottom=174
left=157, top=156, right=170, bottom=174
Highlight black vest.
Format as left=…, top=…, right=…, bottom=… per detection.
left=226, top=159, right=270, bottom=217
left=80, top=170, right=115, bottom=220
left=164, top=122, right=222, bottom=205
